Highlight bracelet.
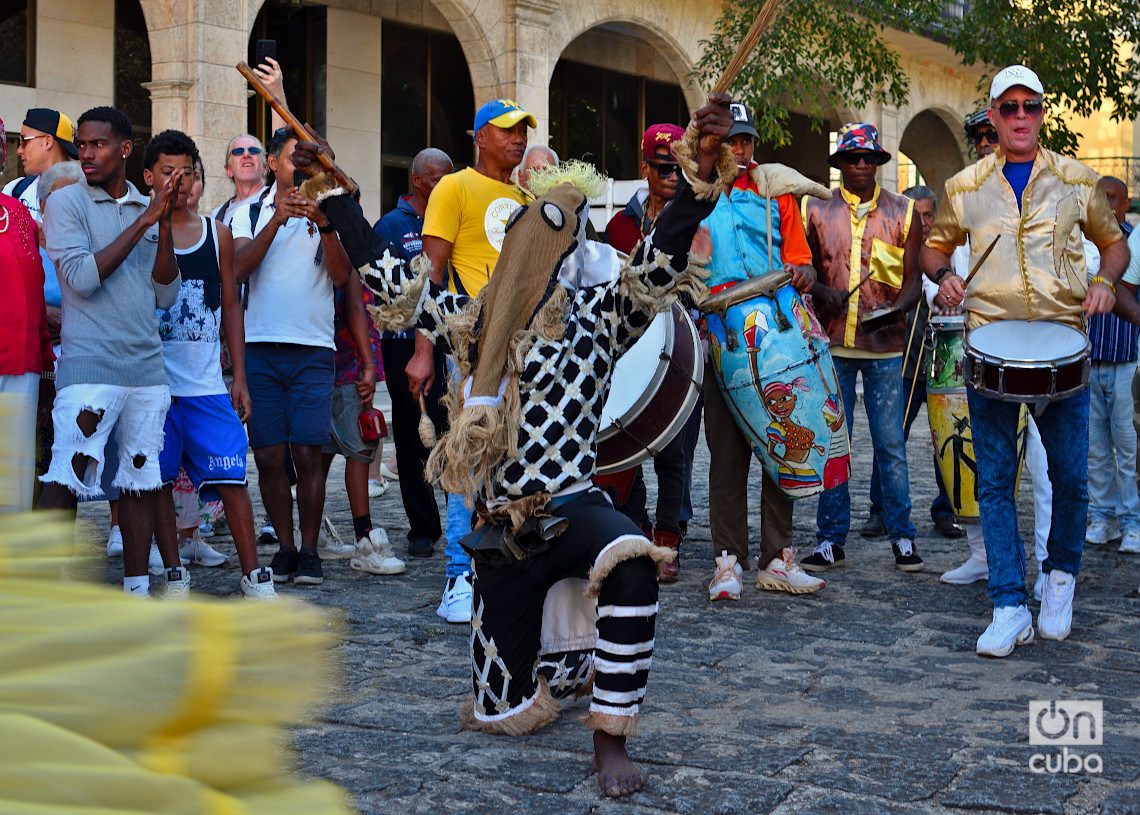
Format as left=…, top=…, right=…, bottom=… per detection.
left=932, top=267, right=951, bottom=285
left=362, top=360, right=377, bottom=367
left=317, top=222, right=335, bottom=234
left=1089, top=275, right=1116, bottom=294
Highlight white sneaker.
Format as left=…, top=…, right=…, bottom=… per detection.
left=940, top=556, right=989, bottom=585
left=380, top=461, right=398, bottom=480
left=350, top=528, right=406, bottom=575
left=1034, top=571, right=1046, bottom=602
left=148, top=541, right=165, bottom=575
left=178, top=538, right=229, bottom=567
left=367, top=479, right=389, bottom=498
left=240, top=567, right=280, bottom=601
left=757, top=548, right=825, bottom=593
left=1085, top=520, right=1120, bottom=545
left=976, top=605, right=1034, bottom=657
left=317, top=517, right=354, bottom=559
left=437, top=572, right=473, bottom=623
left=1038, top=570, right=1075, bottom=641
left=708, top=551, right=744, bottom=600
left=161, top=566, right=191, bottom=600
left=1119, top=530, right=1140, bottom=554
left=106, top=525, right=123, bottom=557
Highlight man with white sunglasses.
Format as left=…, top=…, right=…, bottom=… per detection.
left=923, top=65, right=1129, bottom=657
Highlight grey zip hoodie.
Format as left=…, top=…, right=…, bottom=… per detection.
left=45, top=180, right=180, bottom=389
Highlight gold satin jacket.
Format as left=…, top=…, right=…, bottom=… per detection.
left=926, top=148, right=1123, bottom=331
left=803, top=184, right=914, bottom=352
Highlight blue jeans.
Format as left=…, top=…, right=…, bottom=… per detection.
left=445, top=492, right=473, bottom=578
left=968, top=387, right=1088, bottom=608
left=817, top=355, right=915, bottom=545
left=868, top=378, right=955, bottom=522
left=1087, top=361, right=1140, bottom=533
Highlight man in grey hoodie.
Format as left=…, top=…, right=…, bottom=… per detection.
left=40, top=106, right=183, bottom=597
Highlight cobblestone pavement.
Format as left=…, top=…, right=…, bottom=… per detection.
left=79, top=399, right=1140, bottom=815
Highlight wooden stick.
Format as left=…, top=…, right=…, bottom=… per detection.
left=1027, top=305, right=1085, bottom=322
left=237, top=61, right=359, bottom=196
left=711, top=0, right=788, bottom=95
left=962, top=234, right=1000, bottom=290
left=902, top=306, right=925, bottom=420
left=841, top=272, right=874, bottom=303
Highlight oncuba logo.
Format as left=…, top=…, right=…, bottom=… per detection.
left=1028, top=701, right=1103, bottom=774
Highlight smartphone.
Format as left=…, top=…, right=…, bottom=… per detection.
left=254, top=39, right=277, bottom=69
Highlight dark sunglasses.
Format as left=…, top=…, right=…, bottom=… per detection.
left=971, top=130, right=999, bottom=145
left=646, top=161, right=679, bottom=178
left=231, top=146, right=263, bottom=156
left=837, top=152, right=883, bottom=167
left=995, top=99, right=1043, bottom=120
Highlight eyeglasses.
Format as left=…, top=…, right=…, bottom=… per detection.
left=231, top=146, right=263, bottom=157
left=971, top=130, right=999, bottom=146
left=837, top=153, right=881, bottom=167
left=646, top=161, right=679, bottom=178
left=995, top=99, right=1044, bottom=120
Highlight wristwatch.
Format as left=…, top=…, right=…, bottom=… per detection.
left=317, top=222, right=335, bottom=234
left=931, top=267, right=952, bottom=285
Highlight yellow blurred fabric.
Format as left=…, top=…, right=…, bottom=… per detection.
left=0, top=513, right=356, bottom=815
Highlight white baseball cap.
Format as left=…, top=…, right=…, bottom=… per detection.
left=990, top=65, right=1044, bottom=101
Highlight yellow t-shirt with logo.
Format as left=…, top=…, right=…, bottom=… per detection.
left=422, top=167, right=530, bottom=296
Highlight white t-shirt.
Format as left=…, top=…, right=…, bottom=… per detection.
left=157, top=216, right=227, bottom=397
left=230, top=182, right=334, bottom=348
left=213, top=187, right=267, bottom=229
left=3, top=176, right=42, bottom=223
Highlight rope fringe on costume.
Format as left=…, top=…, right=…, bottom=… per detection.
left=524, top=160, right=608, bottom=200
left=619, top=247, right=711, bottom=315
left=585, top=535, right=674, bottom=599
left=582, top=709, right=640, bottom=738
left=365, top=253, right=432, bottom=333
left=426, top=287, right=569, bottom=498
left=297, top=171, right=340, bottom=203
left=460, top=677, right=561, bottom=735
left=672, top=124, right=736, bottom=201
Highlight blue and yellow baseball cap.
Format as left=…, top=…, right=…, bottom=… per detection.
left=23, top=108, right=78, bottom=158
left=473, top=98, right=537, bottom=136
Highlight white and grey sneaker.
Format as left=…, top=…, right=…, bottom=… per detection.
left=240, top=567, right=280, bottom=601
left=976, top=605, right=1034, bottom=657
left=350, top=528, right=406, bottom=575
left=1119, top=530, right=1140, bottom=554
left=708, top=551, right=744, bottom=600
left=161, top=566, right=191, bottom=600
left=437, top=572, right=473, bottom=624
left=757, top=548, right=825, bottom=594
left=148, top=540, right=165, bottom=576
left=940, top=556, right=989, bottom=585
left=179, top=537, right=228, bottom=567
left=1085, top=520, right=1120, bottom=545
left=106, top=525, right=123, bottom=557
left=317, top=517, right=354, bottom=559
left=1038, top=570, right=1075, bottom=641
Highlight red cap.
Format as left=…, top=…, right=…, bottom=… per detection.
left=641, top=124, right=684, bottom=162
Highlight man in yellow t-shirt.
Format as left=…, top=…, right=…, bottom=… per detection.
left=407, top=97, right=535, bottom=621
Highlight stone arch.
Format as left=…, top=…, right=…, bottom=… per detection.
left=899, top=106, right=967, bottom=200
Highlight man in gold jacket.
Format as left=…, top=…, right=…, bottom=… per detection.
left=802, top=123, right=923, bottom=575
left=923, top=65, right=1128, bottom=658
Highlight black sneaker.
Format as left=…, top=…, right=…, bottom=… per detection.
left=269, top=547, right=298, bottom=583
left=294, top=549, right=324, bottom=585
left=258, top=525, right=279, bottom=546
left=860, top=514, right=887, bottom=538
left=892, top=538, right=924, bottom=572
left=408, top=538, right=435, bottom=558
left=801, top=541, right=845, bottom=573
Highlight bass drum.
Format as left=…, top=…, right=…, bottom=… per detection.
left=595, top=301, right=703, bottom=474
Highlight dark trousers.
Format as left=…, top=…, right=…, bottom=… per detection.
left=380, top=337, right=448, bottom=544
left=618, top=429, right=687, bottom=535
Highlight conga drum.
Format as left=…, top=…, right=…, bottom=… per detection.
left=703, top=271, right=849, bottom=500
left=926, top=315, right=1029, bottom=522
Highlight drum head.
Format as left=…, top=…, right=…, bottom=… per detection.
left=599, top=310, right=670, bottom=427
left=929, top=314, right=965, bottom=328
left=968, top=320, right=1087, bottom=362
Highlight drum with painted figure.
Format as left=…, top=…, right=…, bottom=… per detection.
left=703, top=271, right=849, bottom=499
left=927, top=314, right=1029, bottom=522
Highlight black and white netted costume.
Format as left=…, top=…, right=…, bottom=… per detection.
left=316, top=164, right=719, bottom=738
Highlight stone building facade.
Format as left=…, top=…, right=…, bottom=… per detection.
left=2, top=0, right=991, bottom=223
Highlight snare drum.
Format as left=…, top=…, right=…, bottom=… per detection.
left=595, top=302, right=703, bottom=474
left=963, top=320, right=1090, bottom=403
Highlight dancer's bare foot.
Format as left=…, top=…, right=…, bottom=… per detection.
left=593, top=731, right=644, bottom=797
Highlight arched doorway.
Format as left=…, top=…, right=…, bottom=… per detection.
left=898, top=109, right=965, bottom=201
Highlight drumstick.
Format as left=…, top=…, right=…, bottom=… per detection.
left=962, top=235, right=1000, bottom=289
left=841, top=273, right=874, bottom=303
left=1027, top=305, right=1086, bottom=322
left=417, top=393, right=436, bottom=448
left=902, top=306, right=925, bottom=420
left=711, top=0, right=788, bottom=94
left=237, top=62, right=360, bottom=197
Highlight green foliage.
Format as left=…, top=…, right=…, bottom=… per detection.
left=696, top=0, right=1140, bottom=155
